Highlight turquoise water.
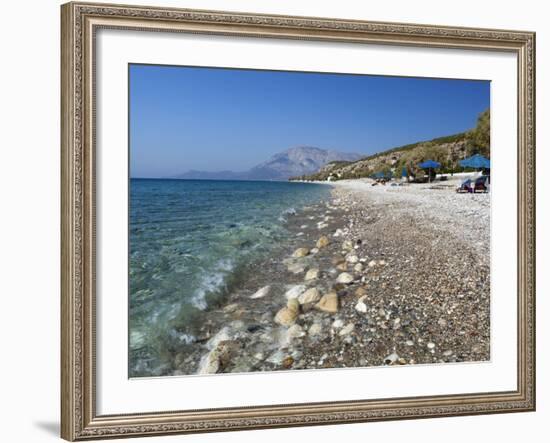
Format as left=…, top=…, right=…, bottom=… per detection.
left=129, top=178, right=330, bottom=376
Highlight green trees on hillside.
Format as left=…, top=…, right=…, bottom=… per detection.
left=394, top=144, right=448, bottom=179
left=466, top=108, right=490, bottom=157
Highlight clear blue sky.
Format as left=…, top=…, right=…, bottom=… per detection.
left=129, top=64, right=490, bottom=178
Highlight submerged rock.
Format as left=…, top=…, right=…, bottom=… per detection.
left=285, top=285, right=306, bottom=300
left=287, top=298, right=300, bottom=312
left=304, top=268, right=320, bottom=281
left=292, top=247, right=310, bottom=258
left=298, top=287, right=321, bottom=305
left=331, top=255, right=345, bottom=266
left=282, top=356, right=294, bottom=369
left=336, top=263, right=348, bottom=271
left=197, top=339, right=241, bottom=374
left=250, top=285, right=271, bottom=299
left=274, top=306, right=298, bottom=326
left=274, top=300, right=300, bottom=327
left=316, top=235, right=330, bottom=248
left=287, top=262, right=307, bottom=274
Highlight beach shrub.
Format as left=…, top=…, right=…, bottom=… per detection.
left=466, top=108, right=490, bottom=157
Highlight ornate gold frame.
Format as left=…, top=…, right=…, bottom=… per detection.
left=61, top=2, right=536, bottom=440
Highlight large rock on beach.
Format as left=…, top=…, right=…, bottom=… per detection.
left=304, top=268, right=320, bottom=281
left=298, top=287, right=321, bottom=305
left=198, top=340, right=241, bottom=374
left=292, top=247, right=310, bottom=258
left=336, top=272, right=354, bottom=284
left=316, top=291, right=339, bottom=313
left=275, top=306, right=298, bottom=326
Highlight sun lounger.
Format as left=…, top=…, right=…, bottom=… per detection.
left=473, top=176, right=489, bottom=193
left=456, top=178, right=472, bottom=193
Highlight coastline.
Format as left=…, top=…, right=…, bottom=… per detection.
left=144, top=176, right=490, bottom=377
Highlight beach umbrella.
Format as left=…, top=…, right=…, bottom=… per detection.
left=418, top=159, right=441, bottom=183
left=459, top=154, right=490, bottom=169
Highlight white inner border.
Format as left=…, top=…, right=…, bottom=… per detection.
left=96, top=29, right=518, bottom=415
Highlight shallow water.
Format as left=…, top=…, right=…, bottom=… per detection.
left=129, top=178, right=330, bottom=376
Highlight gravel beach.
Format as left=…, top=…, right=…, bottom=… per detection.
left=170, top=176, right=491, bottom=376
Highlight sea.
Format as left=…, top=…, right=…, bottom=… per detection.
left=129, top=178, right=331, bottom=376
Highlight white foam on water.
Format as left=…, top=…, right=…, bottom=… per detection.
left=190, top=258, right=235, bottom=310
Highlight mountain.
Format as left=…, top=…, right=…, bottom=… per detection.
left=171, top=146, right=363, bottom=181
left=294, top=133, right=470, bottom=182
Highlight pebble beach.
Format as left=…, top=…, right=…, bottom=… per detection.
left=168, top=176, right=491, bottom=376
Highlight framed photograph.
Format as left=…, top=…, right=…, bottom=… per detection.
left=61, top=2, right=536, bottom=440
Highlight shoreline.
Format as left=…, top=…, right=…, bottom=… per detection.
left=139, top=177, right=490, bottom=377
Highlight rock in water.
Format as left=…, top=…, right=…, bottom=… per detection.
left=331, top=256, right=345, bottom=266
left=285, top=285, right=306, bottom=300
left=287, top=262, right=307, bottom=274
left=282, top=356, right=294, bottom=369
left=304, top=268, right=320, bottom=281
left=292, top=247, right=310, bottom=258
left=316, top=235, right=330, bottom=248
left=298, top=287, right=321, bottom=305
left=250, top=285, right=270, bottom=299
left=287, top=324, right=305, bottom=339
left=287, top=298, right=300, bottom=313
left=197, top=340, right=240, bottom=374
left=274, top=299, right=300, bottom=327
left=274, top=306, right=298, bottom=326
left=316, top=291, right=339, bottom=313
left=336, top=272, right=354, bottom=284
left=336, top=263, right=348, bottom=271
left=198, top=350, right=220, bottom=374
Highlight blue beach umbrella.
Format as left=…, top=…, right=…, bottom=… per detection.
left=418, top=160, right=441, bottom=183
left=459, top=154, right=490, bottom=169
left=418, top=159, right=441, bottom=169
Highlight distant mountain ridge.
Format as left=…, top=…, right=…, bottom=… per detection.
left=171, top=146, right=363, bottom=181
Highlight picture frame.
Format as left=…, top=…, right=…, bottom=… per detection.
left=61, top=1, right=536, bottom=440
